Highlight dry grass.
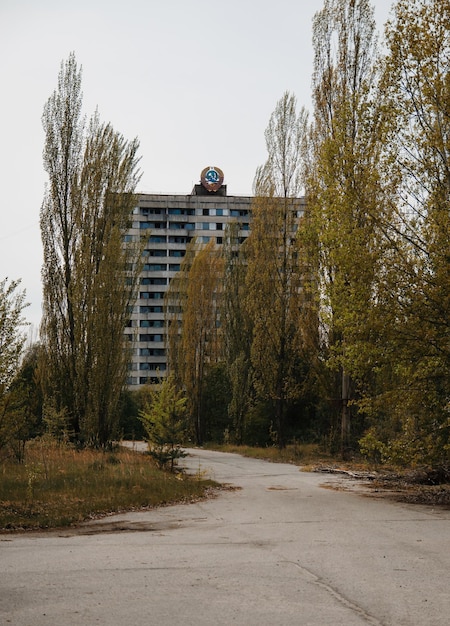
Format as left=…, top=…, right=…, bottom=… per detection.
left=208, top=443, right=450, bottom=507
left=209, top=442, right=333, bottom=466
left=0, top=439, right=216, bottom=532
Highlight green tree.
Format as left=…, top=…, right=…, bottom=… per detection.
left=363, top=0, right=450, bottom=466
left=246, top=92, right=307, bottom=448
left=0, top=278, right=29, bottom=460
left=40, top=54, right=142, bottom=447
left=222, top=222, right=252, bottom=443
left=139, top=375, right=187, bottom=471
left=305, top=0, right=387, bottom=456
left=165, top=239, right=224, bottom=444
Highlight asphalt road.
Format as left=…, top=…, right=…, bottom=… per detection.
left=1, top=447, right=449, bottom=625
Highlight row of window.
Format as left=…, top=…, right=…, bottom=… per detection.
left=140, top=221, right=194, bottom=230
left=147, top=235, right=248, bottom=244
left=149, top=236, right=193, bottom=244
left=138, top=363, right=167, bottom=371
left=142, top=249, right=185, bottom=257
left=139, top=208, right=248, bottom=217
left=139, top=319, right=164, bottom=328
left=140, top=221, right=249, bottom=231
left=140, top=277, right=167, bottom=285
left=142, top=264, right=180, bottom=272
left=139, top=348, right=165, bottom=356
left=139, top=334, right=165, bottom=342
left=140, top=292, right=164, bottom=299
left=140, top=208, right=195, bottom=216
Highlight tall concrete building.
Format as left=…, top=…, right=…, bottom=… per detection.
left=125, top=167, right=252, bottom=386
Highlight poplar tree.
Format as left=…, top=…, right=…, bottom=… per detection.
left=165, top=239, right=223, bottom=444
left=0, top=278, right=29, bottom=458
left=40, top=54, right=142, bottom=446
left=246, top=92, right=307, bottom=448
left=0, top=278, right=28, bottom=394
left=305, top=0, right=387, bottom=456
left=222, top=222, right=252, bottom=443
left=369, top=0, right=450, bottom=465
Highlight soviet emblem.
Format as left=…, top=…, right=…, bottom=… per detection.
left=200, top=166, right=224, bottom=192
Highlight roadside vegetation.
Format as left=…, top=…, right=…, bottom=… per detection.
left=1, top=0, right=448, bottom=533
left=211, top=443, right=450, bottom=507
left=0, top=439, right=216, bottom=532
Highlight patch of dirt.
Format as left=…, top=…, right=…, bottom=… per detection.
left=314, top=465, right=450, bottom=508
left=59, top=520, right=182, bottom=536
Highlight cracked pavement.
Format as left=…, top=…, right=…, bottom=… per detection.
left=1, top=447, right=449, bottom=625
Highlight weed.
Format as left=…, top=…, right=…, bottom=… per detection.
left=0, top=441, right=216, bottom=532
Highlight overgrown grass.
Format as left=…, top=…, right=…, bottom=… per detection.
left=207, top=442, right=334, bottom=467
left=0, top=439, right=216, bottom=532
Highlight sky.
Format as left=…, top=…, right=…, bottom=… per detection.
left=0, top=0, right=394, bottom=332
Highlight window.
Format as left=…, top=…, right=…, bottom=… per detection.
left=139, top=363, right=167, bottom=372
left=169, top=264, right=180, bottom=272
left=143, top=263, right=167, bottom=272
left=203, top=209, right=209, bottom=216
left=141, top=208, right=163, bottom=216
left=169, top=250, right=185, bottom=257
left=140, top=320, right=164, bottom=328
left=140, top=305, right=163, bottom=313
left=143, top=249, right=167, bottom=257
left=168, top=208, right=194, bottom=216
left=140, top=348, right=165, bottom=356
left=140, top=292, right=164, bottom=299
left=140, top=221, right=165, bottom=229
left=149, top=235, right=166, bottom=243
left=169, top=236, right=187, bottom=243
left=141, top=277, right=167, bottom=285
left=168, top=222, right=185, bottom=230
left=231, top=209, right=248, bottom=217
left=152, top=363, right=166, bottom=371
left=139, top=333, right=164, bottom=342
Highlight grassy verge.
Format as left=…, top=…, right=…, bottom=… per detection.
left=206, top=442, right=334, bottom=467
left=210, top=443, right=450, bottom=506
left=0, top=439, right=216, bottom=532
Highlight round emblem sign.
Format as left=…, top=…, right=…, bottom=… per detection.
left=200, top=166, right=224, bottom=192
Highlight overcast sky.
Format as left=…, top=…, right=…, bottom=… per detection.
left=0, top=0, right=394, bottom=331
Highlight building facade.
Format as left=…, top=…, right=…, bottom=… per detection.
left=125, top=167, right=252, bottom=386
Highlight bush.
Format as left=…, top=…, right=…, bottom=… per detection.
left=139, top=376, right=187, bottom=472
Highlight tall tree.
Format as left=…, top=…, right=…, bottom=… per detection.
left=40, top=54, right=142, bottom=446
left=0, top=278, right=29, bottom=459
left=369, top=0, right=450, bottom=465
left=246, top=92, right=307, bottom=448
left=165, top=239, right=224, bottom=444
left=222, top=222, right=252, bottom=443
left=0, top=278, right=28, bottom=394
left=305, top=0, right=387, bottom=456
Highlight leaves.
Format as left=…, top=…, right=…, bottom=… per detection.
left=40, top=54, right=142, bottom=446
left=139, top=375, right=187, bottom=471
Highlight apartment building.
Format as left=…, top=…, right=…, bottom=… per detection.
left=125, top=167, right=252, bottom=386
